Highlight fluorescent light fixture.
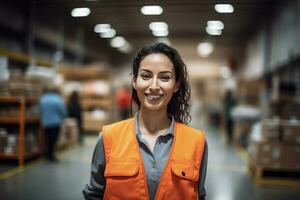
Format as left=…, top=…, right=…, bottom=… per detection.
left=197, top=42, right=214, bottom=57
left=157, top=38, right=171, bottom=45
left=215, top=4, right=234, bottom=13
left=152, top=30, right=169, bottom=37
left=149, top=22, right=168, bottom=31
left=206, top=26, right=222, bottom=35
left=71, top=8, right=91, bottom=17
left=110, top=36, right=126, bottom=48
left=220, top=66, right=232, bottom=79
left=100, top=29, right=116, bottom=38
left=141, top=5, right=163, bottom=15
left=94, top=24, right=111, bottom=33
left=119, top=43, right=132, bottom=53
left=207, top=21, right=224, bottom=30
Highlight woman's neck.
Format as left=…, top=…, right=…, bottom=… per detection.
left=138, top=108, right=171, bottom=135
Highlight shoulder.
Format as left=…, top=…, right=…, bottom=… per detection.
left=103, top=118, right=133, bottom=130
left=102, top=118, right=134, bottom=138
left=176, top=122, right=205, bottom=137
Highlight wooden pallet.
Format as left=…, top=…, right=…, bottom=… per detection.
left=248, top=162, right=300, bottom=187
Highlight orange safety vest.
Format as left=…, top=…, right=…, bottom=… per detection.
left=102, top=118, right=205, bottom=200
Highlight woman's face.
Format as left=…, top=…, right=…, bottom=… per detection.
left=133, top=53, right=178, bottom=112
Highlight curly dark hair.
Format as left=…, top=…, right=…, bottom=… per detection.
left=131, top=42, right=191, bottom=124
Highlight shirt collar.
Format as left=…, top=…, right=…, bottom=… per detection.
left=134, top=112, right=175, bottom=137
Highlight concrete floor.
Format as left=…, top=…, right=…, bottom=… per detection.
left=1, top=119, right=300, bottom=200
left=204, top=125, right=300, bottom=200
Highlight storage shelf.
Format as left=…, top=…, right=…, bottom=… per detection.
left=0, top=96, right=38, bottom=103
left=0, top=153, right=18, bottom=159
left=0, top=151, right=40, bottom=159
left=0, top=48, right=52, bottom=67
left=0, top=117, right=39, bottom=124
left=0, top=96, right=43, bottom=166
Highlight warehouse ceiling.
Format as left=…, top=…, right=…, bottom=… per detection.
left=2, top=0, right=279, bottom=65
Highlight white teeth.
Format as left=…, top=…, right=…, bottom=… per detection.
left=149, top=95, right=160, bottom=98
left=146, top=94, right=162, bottom=101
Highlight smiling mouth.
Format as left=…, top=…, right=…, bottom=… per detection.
left=145, top=93, right=163, bottom=101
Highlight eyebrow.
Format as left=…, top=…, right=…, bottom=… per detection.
left=139, top=69, right=173, bottom=74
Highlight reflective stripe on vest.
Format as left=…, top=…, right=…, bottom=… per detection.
left=102, top=118, right=205, bottom=200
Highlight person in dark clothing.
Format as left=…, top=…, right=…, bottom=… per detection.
left=67, top=91, right=84, bottom=144
left=223, top=90, right=237, bottom=144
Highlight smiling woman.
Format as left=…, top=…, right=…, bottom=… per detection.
left=131, top=43, right=191, bottom=123
left=83, top=43, right=208, bottom=200
left=133, top=53, right=178, bottom=113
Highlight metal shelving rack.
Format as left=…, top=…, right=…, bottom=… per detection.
left=0, top=96, right=43, bottom=166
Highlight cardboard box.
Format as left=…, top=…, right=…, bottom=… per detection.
left=58, top=118, right=79, bottom=148
left=261, top=119, right=280, bottom=142
left=248, top=141, right=283, bottom=168
left=281, top=121, right=300, bottom=145
left=83, top=111, right=109, bottom=133
left=282, top=145, right=300, bottom=169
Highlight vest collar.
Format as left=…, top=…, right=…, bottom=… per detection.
left=134, top=112, right=175, bottom=138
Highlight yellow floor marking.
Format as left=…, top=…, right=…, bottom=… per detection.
left=233, top=142, right=249, bottom=163
left=0, top=158, right=45, bottom=180
left=217, top=126, right=249, bottom=163
left=0, top=143, right=81, bottom=180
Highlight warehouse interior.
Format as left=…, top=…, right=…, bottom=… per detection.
left=0, top=0, right=300, bottom=199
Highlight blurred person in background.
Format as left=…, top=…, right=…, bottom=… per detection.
left=223, top=90, right=237, bottom=144
left=39, top=86, right=67, bottom=161
left=116, top=84, right=131, bottom=119
left=83, top=43, right=208, bottom=200
left=67, top=90, right=84, bottom=144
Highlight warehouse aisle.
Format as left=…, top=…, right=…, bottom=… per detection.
left=1, top=120, right=300, bottom=200
left=0, top=138, right=96, bottom=200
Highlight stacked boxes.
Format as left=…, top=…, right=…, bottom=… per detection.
left=281, top=121, right=300, bottom=145
left=248, top=142, right=282, bottom=168
left=248, top=119, right=300, bottom=169
left=281, top=121, right=300, bottom=169
left=4, top=134, right=18, bottom=154
left=57, top=118, right=79, bottom=148
left=0, top=128, right=7, bottom=152
left=0, top=127, right=38, bottom=155
left=261, top=119, right=280, bottom=142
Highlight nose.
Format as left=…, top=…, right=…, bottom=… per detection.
left=149, top=77, right=160, bottom=90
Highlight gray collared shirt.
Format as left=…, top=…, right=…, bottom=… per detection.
left=83, top=114, right=208, bottom=200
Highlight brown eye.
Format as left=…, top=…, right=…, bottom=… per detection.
left=160, top=75, right=171, bottom=82
left=140, top=73, right=151, bottom=80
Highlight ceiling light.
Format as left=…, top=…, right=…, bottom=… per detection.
left=215, top=4, right=234, bottom=13
left=94, top=24, right=111, bottom=33
left=152, top=30, right=169, bottom=37
left=197, top=42, right=214, bottom=57
left=206, top=26, right=222, bottom=35
left=100, top=29, right=116, bottom=38
left=207, top=21, right=224, bottom=30
left=119, top=43, right=132, bottom=54
left=71, top=8, right=91, bottom=17
left=141, top=5, right=163, bottom=15
left=149, top=22, right=168, bottom=31
left=220, top=66, right=232, bottom=79
left=110, top=36, right=126, bottom=48
left=157, top=38, right=171, bottom=45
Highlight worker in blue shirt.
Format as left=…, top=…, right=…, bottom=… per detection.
left=39, top=86, right=67, bottom=161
